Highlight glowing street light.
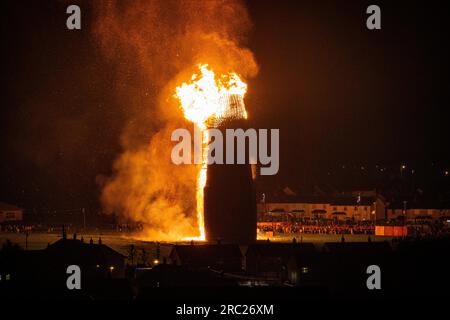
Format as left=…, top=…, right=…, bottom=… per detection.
left=400, top=164, right=406, bottom=176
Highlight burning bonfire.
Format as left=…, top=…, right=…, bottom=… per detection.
left=175, top=64, right=248, bottom=240
left=95, top=1, right=258, bottom=242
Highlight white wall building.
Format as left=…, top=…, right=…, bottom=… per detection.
left=0, top=202, right=23, bottom=223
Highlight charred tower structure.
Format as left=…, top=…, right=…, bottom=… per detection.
left=203, top=94, right=257, bottom=244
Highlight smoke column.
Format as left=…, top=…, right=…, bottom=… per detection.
left=92, top=0, right=258, bottom=240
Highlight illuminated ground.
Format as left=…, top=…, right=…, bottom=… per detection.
left=259, top=233, right=391, bottom=245
left=0, top=231, right=392, bottom=260
left=0, top=232, right=174, bottom=259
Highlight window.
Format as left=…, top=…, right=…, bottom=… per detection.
left=6, top=212, right=15, bottom=219
left=291, top=271, right=298, bottom=283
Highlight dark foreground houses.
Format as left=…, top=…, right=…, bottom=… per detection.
left=0, top=232, right=130, bottom=299
left=2, top=231, right=450, bottom=300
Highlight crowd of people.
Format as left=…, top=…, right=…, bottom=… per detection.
left=257, top=220, right=450, bottom=238
left=257, top=222, right=375, bottom=235
left=0, top=223, right=80, bottom=233
left=0, top=224, right=32, bottom=233
left=2, top=220, right=450, bottom=239
left=407, top=222, right=450, bottom=238
left=0, top=222, right=144, bottom=234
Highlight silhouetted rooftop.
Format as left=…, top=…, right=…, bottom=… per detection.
left=246, top=242, right=316, bottom=258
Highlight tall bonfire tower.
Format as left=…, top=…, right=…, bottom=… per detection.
left=204, top=94, right=257, bottom=244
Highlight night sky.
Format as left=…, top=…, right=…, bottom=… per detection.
left=1, top=0, right=449, bottom=211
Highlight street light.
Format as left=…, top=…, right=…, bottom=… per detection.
left=400, top=164, right=406, bottom=177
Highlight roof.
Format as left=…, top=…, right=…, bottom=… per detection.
left=0, top=202, right=22, bottom=211
left=264, top=195, right=376, bottom=206
left=387, top=198, right=449, bottom=210
left=1, top=238, right=126, bottom=276
left=47, top=238, right=126, bottom=259
left=267, top=195, right=331, bottom=204
left=323, top=242, right=391, bottom=254
left=137, top=264, right=237, bottom=287
left=246, top=243, right=316, bottom=258
left=330, top=197, right=374, bottom=206
left=170, top=244, right=242, bottom=265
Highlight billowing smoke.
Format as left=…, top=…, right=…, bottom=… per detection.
left=93, top=0, right=258, bottom=240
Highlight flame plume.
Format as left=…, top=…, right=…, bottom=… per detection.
left=175, top=64, right=247, bottom=130
left=93, top=0, right=258, bottom=241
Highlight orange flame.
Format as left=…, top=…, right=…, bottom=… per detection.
left=175, top=64, right=248, bottom=240
left=176, top=64, right=248, bottom=129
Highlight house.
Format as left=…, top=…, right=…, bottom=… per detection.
left=46, top=237, right=126, bottom=279
left=0, top=202, right=23, bottom=223
left=169, top=244, right=243, bottom=272
left=386, top=201, right=450, bottom=222
left=0, top=235, right=128, bottom=298
left=257, top=193, right=385, bottom=222
left=135, top=264, right=236, bottom=293
left=328, top=197, right=374, bottom=222
left=245, top=242, right=315, bottom=280
left=257, top=196, right=330, bottom=222
left=286, top=250, right=324, bottom=286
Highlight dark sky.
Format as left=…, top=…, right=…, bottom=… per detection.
left=245, top=0, right=450, bottom=190
left=1, top=0, right=449, bottom=210
left=247, top=0, right=450, bottom=161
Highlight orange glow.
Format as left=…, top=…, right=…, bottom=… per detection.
left=176, top=64, right=247, bottom=129
left=175, top=64, right=248, bottom=240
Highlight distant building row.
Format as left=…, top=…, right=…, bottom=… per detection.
left=258, top=193, right=383, bottom=222
left=258, top=192, right=450, bottom=223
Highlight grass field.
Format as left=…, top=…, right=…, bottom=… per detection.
left=0, top=232, right=392, bottom=260
left=0, top=232, right=174, bottom=259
